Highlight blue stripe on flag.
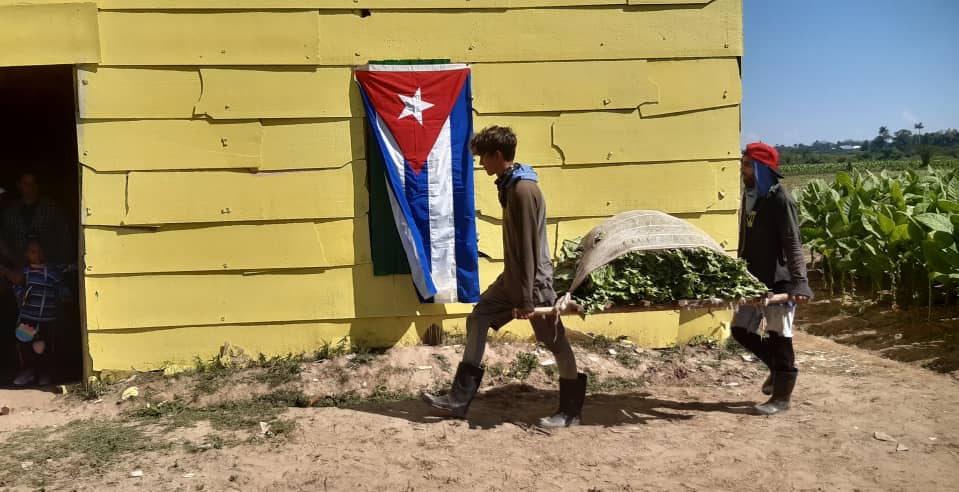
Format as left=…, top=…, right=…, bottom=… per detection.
left=357, top=85, right=438, bottom=299
left=450, top=76, right=480, bottom=302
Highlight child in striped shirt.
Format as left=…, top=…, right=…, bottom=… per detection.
left=1, top=239, right=68, bottom=386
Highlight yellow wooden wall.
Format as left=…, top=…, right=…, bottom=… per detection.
left=4, top=0, right=743, bottom=371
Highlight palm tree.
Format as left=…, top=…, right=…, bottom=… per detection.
left=914, top=122, right=924, bottom=144
left=879, top=126, right=890, bottom=138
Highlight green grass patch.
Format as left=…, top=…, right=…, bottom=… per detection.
left=509, top=351, right=539, bottom=380
left=0, top=419, right=167, bottom=486
left=254, top=353, right=304, bottom=387
left=574, top=334, right=620, bottom=353
left=587, top=376, right=645, bottom=394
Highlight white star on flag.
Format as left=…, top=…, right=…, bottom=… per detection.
left=397, top=88, right=434, bottom=125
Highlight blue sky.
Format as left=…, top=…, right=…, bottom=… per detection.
left=742, top=0, right=959, bottom=146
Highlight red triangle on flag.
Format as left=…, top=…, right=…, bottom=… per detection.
left=356, top=67, right=469, bottom=174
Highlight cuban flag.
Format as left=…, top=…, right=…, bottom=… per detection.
left=355, top=64, right=480, bottom=304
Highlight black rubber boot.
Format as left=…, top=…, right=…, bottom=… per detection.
left=762, top=371, right=775, bottom=396
left=539, top=373, right=587, bottom=428
left=422, top=362, right=484, bottom=419
left=755, top=370, right=796, bottom=416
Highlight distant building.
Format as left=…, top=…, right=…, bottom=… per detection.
left=840, top=145, right=862, bottom=151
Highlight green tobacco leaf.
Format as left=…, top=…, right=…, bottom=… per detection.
left=948, top=179, right=959, bottom=201
left=836, top=172, right=854, bottom=193
left=877, top=213, right=896, bottom=236
left=936, top=199, right=959, bottom=213
left=915, top=213, right=954, bottom=234
left=890, top=224, right=913, bottom=243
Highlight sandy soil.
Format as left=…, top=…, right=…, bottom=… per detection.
left=1, top=305, right=958, bottom=491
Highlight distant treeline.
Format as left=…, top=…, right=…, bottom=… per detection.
left=775, top=127, right=959, bottom=165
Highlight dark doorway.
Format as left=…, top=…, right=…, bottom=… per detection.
left=0, top=65, right=82, bottom=386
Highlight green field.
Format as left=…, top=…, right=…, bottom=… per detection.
left=781, top=159, right=959, bottom=191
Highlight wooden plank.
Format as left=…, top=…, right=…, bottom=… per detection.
left=196, top=68, right=358, bottom=119
left=123, top=164, right=366, bottom=225
left=80, top=167, right=126, bottom=227
left=83, top=260, right=519, bottom=330
left=678, top=308, right=733, bottom=344
left=83, top=219, right=371, bottom=275
left=77, top=67, right=201, bottom=119
left=474, top=161, right=740, bottom=219
left=86, top=316, right=466, bottom=371
left=477, top=217, right=558, bottom=260
left=0, top=2, right=99, bottom=66
left=86, top=305, right=730, bottom=370
left=78, top=120, right=261, bottom=172
left=95, top=0, right=628, bottom=9
left=79, top=117, right=363, bottom=171
left=97, top=11, right=319, bottom=66
left=642, top=58, right=741, bottom=117
left=474, top=114, right=562, bottom=166
left=472, top=60, right=657, bottom=113
left=318, top=0, right=742, bottom=64
left=628, top=0, right=710, bottom=4
left=261, top=118, right=365, bottom=170
left=555, top=210, right=739, bottom=256
left=553, top=106, right=741, bottom=165
left=564, top=311, right=680, bottom=347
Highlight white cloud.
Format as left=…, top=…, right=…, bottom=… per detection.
left=902, top=110, right=920, bottom=125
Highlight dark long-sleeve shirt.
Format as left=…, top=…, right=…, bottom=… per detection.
left=1, top=198, right=71, bottom=265
left=500, top=180, right=556, bottom=310
left=738, top=184, right=814, bottom=298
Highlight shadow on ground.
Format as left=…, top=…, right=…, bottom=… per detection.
left=348, top=383, right=756, bottom=430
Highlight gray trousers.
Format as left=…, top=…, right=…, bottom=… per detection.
left=461, top=282, right=578, bottom=380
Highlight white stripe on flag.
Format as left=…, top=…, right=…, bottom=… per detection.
left=427, top=118, right=458, bottom=303
left=374, top=113, right=406, bottom=190
left=373, top=113, right=432, bottom=297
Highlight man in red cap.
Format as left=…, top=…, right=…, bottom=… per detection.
left=733, top=142, right=813, bottom=416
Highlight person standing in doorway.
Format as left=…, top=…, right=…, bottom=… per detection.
left=733, top=142, right=813, bottom=416
left=0, top=239, right=69, bottom=385
left=423, top=126, right=587, bottom=428
left=0, top=170, right=71, bottom=267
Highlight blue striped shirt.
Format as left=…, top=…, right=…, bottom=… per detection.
left=14, top=265, right=64, bottom=323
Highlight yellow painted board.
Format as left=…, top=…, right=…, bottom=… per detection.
left=642, top=58, right=741, bottom=117
left=77, top=67, right=201, bottom=119
left=319, top=0, right=742, bottom=64
left=85, top=267, right=355, bottom=330
left=97, top=11, right=319, bottom=66
left=86, top=317, right=466, bottom=371
left=84, top=259, right=505, bottom=331
left=123, top=164, right=366, bottom=225
left=80, top=167, right=126, bottom=227
left=196, top=68, right=359, bottom=119
left=471, top=60, right=657, bottom=113
left=83, top=260, right=515, bottom=330
left=95, top=0, right=627, bottom=9
left=260, top=118, right=365, bottom=170
left=555, top=210, right=739, bottom=254
left=563, top=311, right=680, bottom=348
left=473, top=114, right=562, bottom=166
left=0, top=3, right=99, bottom=67
left=79, top=120, right=261, bottom=172
left=85, top=306, right=730, bottom=370
left=677, top=308, right=732, bottom=344
left=553, top=106, right=741, bottom=165
left=477, top=217, right=558, bottom=261
left=628, top=0, right=710, bottom=4
left=475, top=161, right=740, bottom=219
left=83, top=219, right=371, bottom=275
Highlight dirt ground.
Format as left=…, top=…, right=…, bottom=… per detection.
left=1, top=301, right=958, bottom=491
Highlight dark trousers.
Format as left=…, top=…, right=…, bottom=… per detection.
left=17, top=320, right=52, bottom=376
left=731, top=326, right=796, bottom=373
